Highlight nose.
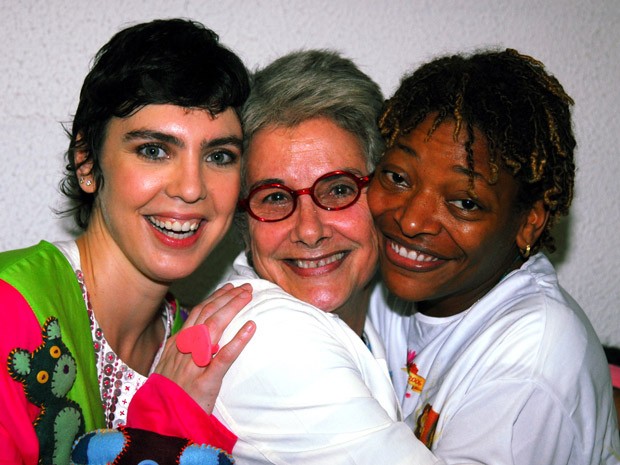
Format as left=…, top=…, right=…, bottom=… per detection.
left=166, top=157, right=207, bottom=203
left=289, top=195, right=330, bottom=247
left=394, top=190, right=442, bottom=238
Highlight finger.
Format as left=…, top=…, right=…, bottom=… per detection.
left=158, top=293, right=253, bottom=377
left=156, top=321, right=256, bottom=410
left=191, top=283, right=252, bottom=323
left=185, top=283, right=252, bottom=327
left=207, top=320, right=256, bottom=380
left=183, top=283, right=235, bottom=326
left=200, top=289, right=253, bottom=343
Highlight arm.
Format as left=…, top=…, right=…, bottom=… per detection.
left=127, top=283, right=440, bottom=464
left=213, top=290, right=442, bottom=464
left=122, top=284, right=255, bottom=453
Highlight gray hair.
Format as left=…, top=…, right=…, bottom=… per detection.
left=235, top=49, right=384, bottom=251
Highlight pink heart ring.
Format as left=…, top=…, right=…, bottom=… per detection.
left=176, top=324, right=220, bottom=367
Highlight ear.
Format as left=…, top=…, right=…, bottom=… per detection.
left=515, top=200, right=549, bottom=253
left=74, top=141, right=96, bottom=193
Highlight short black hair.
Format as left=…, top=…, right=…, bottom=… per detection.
left=59, top=18, right=250, bottom=229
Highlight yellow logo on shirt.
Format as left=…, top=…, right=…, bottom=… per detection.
left=403, top=350, right=425, bottom=396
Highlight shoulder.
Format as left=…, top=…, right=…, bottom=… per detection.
left=220, top=277, right=366, bottom=364
left=0, top=241, right=60, bottom=272
left=0, top=242, right=65, bottom=341
left=224, top=277, right=345, bottom=327
left=470, top=254, right=606, bottom=387
left=483, top=253, right=590, bottom=342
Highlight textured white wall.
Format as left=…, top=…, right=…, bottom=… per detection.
left=1, top=0, right=618, bottom=345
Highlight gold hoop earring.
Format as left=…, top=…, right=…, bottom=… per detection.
left=521, top=244, right=531, bottom=259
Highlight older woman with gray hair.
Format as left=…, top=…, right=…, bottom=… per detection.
left=233, top=49, right=385, bottom=336
left=131, top=49, right=441, bottom=464
left=213, top=48, right=438, bottom=463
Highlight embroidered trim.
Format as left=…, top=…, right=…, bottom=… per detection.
left=75, top=269, right=173, bottom=428
left=71, top=426, right=234, bottom=464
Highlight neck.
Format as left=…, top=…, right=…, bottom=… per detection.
left=418, top=248, right=525, bottom=318
left=76, top=231, right=170, bottom=374
left=335, top=278, right=375, bottom=337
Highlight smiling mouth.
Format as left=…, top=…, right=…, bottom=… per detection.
left=390, top=241, right=439, bottom=263
left=147, top=216, right=201, bottom=239
left=290, top=252, right=346, bottom=269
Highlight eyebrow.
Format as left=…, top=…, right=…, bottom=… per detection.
left=123, top=130, right=242, bottom=151
left=248, top=178, right=286, bottom=192
left=248, top=168, right=367, bottom=192
left=395, top=142, right=417, bottom=157
left=453, top=165, right=484, bottom=181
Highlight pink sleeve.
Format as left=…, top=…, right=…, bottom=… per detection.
left=0, top=280, right=43, bottom=465
left=126, top=373, right=237, bottom=454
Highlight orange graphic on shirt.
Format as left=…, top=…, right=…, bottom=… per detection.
left=415, top=403, right=439, bottom=448
left=403, top=350, right=425, bottom=397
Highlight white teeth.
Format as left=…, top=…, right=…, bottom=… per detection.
left=148, top=216, right=200, bottom=238
left=390, top=242, right=438, bottom=262
left=294, top=252, right=345, bottom=269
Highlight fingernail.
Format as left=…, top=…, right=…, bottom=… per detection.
left=244, top=321, right=256, bottom=334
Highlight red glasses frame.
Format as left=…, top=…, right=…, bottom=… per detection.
left=238, top=170, right=372, bottom=222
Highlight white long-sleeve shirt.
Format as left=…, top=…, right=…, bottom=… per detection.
left=214, top=253, right=441, bottom=464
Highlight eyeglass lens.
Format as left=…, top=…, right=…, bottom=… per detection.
left=248, top=172, right=362, bottom=221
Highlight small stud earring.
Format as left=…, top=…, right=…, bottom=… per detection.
left=79, top=177, right=84, bottom=184
left=85, top=179, right=92, bottom=187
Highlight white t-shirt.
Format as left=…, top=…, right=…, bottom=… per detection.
left=369, top=252, right=620, bottom=465
left=214, top=253, right=442, bottom=464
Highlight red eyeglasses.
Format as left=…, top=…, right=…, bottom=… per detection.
left=238, top=170, right=372, bottom=222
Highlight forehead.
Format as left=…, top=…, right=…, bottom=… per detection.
left=106, top=104, right=241, bottom=137
left=396, top=117, right=496, bottom=179
left=246, top=117, right=368, bottom=185
left=390, top=118, right=522, bottom=207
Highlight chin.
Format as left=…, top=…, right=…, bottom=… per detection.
left=307, top=295, right=346, bottom=313
left=380, top=271, right=417, bottom=302
left=150, top=262, right=198, bottom=283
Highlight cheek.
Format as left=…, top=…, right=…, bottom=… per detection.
left=249, top=223, right=285, bottom=261
left=337, top=207, right=379, bottom=260
left=355, top=211, right=378, bottom=249
left=458, top=223, right=517, bottom=264
left=107, top=169, right=161, bottom=206
left=366, top=184, right=382, bottom=216
left=208, top=173, right=241, bottom=213
left=367, top=185, right=395, bottom=222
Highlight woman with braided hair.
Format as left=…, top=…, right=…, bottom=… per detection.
left=368, top=48, right=620, bottom=464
